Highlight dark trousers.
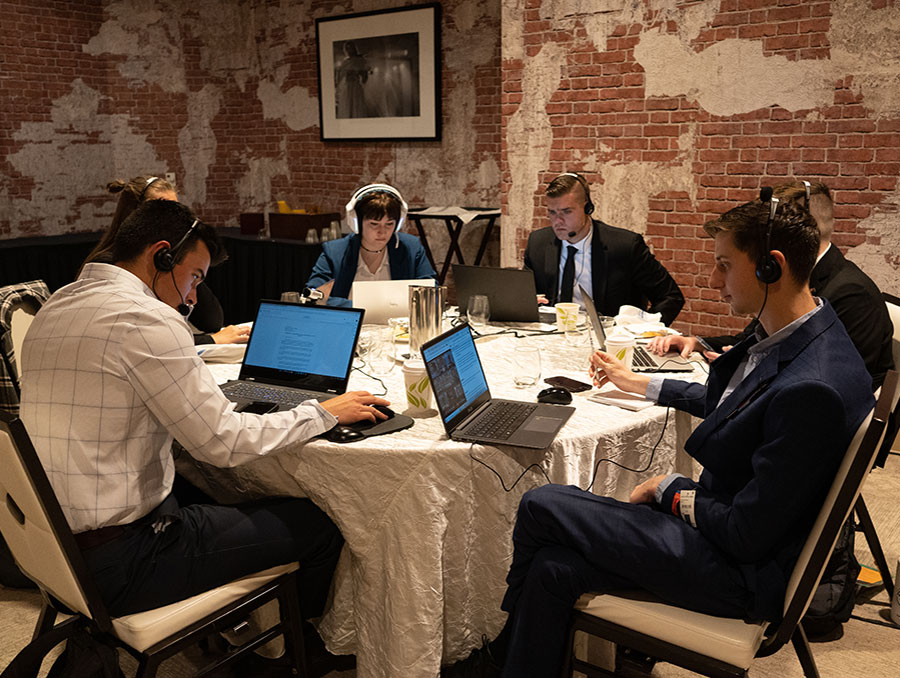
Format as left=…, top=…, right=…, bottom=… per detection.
left=81, top=496, right=343, bottom=618
left=499, top=484, right=759, bottom=678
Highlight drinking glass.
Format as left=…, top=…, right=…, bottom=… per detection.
left=513, top=345, right=542, bottom=388
left=467, top=294, right=490, bottom=328
left=367, top=326, right=396, bottom=377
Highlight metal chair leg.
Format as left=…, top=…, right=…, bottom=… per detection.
left=792, top=625, right=820, bottom=678
left=855, top=495, right=895, bottom=599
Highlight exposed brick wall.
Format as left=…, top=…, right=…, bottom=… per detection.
left=501, top=0, right=900, bottom=337
left=1, top=0, right=502, bottom=269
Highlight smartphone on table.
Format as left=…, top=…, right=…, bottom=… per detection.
left=545, top=376, right=592, bottom=393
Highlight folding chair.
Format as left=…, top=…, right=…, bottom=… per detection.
left=563, top=370, right=898, bottom=678
left=0, top=411, right=312, bottom=678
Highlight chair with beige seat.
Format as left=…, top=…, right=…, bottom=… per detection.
left=0, top=411, right=312, bottom=678
left=562, top=370, right=898, bottom=678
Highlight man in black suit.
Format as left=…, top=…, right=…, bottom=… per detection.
left=523, top=173, right=685, bottom=325
left=650, top=180, right=894, bottom=389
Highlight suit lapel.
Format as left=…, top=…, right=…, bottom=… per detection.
left=590, top=222, right=609, bottom=308
left=546, top=236, right=562, bottom=304
left=687, top=305, right=837, bottom=450
left=809, top=245, right=842, bottom=296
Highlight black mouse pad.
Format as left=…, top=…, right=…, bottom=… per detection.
left=329, top=413, right=414, bottom=442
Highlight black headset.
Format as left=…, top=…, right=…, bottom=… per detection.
left=558, top=172, right=595, bottom=215
left=153, top=218, right=199, bottom=272
left=756, top=187, right=782, bottom=285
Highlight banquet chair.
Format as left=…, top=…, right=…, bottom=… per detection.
left=0, top=411, right=311, bottom=678
left=562, top=370, right=898, bottom=678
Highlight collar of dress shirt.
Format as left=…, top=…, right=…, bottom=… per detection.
left=565, top=223, right=593, bottom=254
left=814, top=242, right=831, bottom=267
left=80, top=262, right=159, bottom=301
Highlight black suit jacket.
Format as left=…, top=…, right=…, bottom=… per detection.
left=704, top=245, right=894, bottom=389
left=523, top=221, right=685, bottom=325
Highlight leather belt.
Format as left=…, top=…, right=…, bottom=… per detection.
left=73, top=524, right=129, bottom=550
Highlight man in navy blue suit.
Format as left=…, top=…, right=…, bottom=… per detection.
left=495, top=195, right=875, bottom=677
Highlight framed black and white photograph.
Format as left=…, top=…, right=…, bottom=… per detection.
left=316, top=3, right=441, bottom=141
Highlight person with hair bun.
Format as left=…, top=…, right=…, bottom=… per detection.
left=83, top=175, right=249, bottom=345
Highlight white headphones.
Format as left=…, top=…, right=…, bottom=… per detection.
left=344, top=184, right=408, bottom=234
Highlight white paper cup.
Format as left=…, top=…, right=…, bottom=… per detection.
left=555, top=303, right=580, bottom=332
left=604, top=333, right=635, bottom=370
left=401, top=359, right=433, bottom=414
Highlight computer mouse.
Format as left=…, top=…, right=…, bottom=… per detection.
left=372, top=404, right=396, bottom=420
left=327, top=426, right=366, bottom=443
left=537, top=386, right=573, bottom=405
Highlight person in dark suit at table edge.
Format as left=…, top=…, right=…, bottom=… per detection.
left=523, top=172, right=685, bottom=325
left=650, top=180, right=894, bottom=390
left=482, top=194, right=874, bottom=678
left=305, top=183, right=436, bottom=306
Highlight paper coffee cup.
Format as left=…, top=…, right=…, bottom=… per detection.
left=402, top=359, right=434, bottom=414
left=555, top=303, right=580, bottom=332
left=604, top=332, right=635, bottom=370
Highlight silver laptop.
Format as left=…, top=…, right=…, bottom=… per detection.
left=453, top=265, right=540, bottom=322
left=579, top=285, right=694, bottom=373
left=421, top=323, right=575, bottom=448
left=221, top=300, right=364, bottom=411
left=351, top=279, right=435, bottom=324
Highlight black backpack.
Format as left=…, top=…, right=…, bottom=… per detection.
left=801, top=519, right=859, bottom=639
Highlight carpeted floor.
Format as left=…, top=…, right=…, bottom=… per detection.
left=3, top=455, right=899, bottom=677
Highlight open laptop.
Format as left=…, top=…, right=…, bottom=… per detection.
left=351, top=279, right=434, bottom=324
left=221, top=300, right=364, bottom=410
left=453, top=265, right=540, bottom=322
left=579, top=285, right=694, bottom=373
left=421, top=323, right=575, bottom=448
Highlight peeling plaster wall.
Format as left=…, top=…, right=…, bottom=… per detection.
left=501, top=0, right=900, bottom=336
left=2, top=0, right=502, bottom=272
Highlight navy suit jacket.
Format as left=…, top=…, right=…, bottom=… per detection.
left=523, top=220, right=684, bottom=325
left=657, top=302, right=873, bottom=620
left=704, top=245, right=894, bottom=389
left=305, top=232, right=436, bottom=306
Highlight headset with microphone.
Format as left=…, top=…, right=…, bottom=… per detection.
left=756, top=186, right=782, bottom=285
left=153, top=218, right=199, bottom=316
left=344, top=184, right=408, bottom=236
left=555, top=172, right=594, bottom=238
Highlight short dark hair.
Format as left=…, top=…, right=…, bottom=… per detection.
left=546, top=173, right=589, bottom=203
left=774, top=180, right=835, bottom=241
left=357, top=191, right=402, bottom=224
left=110, top=200, right=226, bottom=267
left=704, top=197, right=819, bottom=284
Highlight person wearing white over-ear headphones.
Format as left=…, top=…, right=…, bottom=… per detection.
left=305, top=183, right=436, bottom=306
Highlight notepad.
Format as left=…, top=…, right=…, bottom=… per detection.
left=589, top=386, right=656, bottom=411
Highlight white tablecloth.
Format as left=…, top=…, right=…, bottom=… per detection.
left=180, top=326, right=700, bottom=678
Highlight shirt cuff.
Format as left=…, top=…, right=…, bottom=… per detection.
left=644, top=375, right=666, bottom=402
left=307, top=399, right=339, bottom=431
left=654, top=473, right=687, bottom=504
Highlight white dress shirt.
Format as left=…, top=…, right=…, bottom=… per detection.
left=19, top=263, right=336, bottom=533
left=557, top=226, right=593, bottom=308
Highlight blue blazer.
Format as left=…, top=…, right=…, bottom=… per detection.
left=657, top=301, right=873, bottom=620
left=306, top=232, right=436, bottom=306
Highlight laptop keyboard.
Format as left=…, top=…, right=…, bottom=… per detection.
left=632, top=345, right=659, bottom=369
left=223, top=382, right=319, bottom=407
left=465, top=401, right=538, bottom=441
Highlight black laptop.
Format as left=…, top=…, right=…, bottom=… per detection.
left=579, top=285, right=694, bottom=373
left=221, top=300, right=364, bottom=410
left=453, top=265, right=540, bottom=322
left=421, top=323, right=574, bottom=448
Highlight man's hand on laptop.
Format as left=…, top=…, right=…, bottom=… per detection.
left=647, top=334, right=698, bottom=358
left=589, top=350, right=651, bottom=396
left=536, top=294, right=549, bottom=305
left=321, top=391, right=391, bottom=424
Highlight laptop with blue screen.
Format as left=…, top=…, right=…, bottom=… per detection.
left=421, top=323, right=575, bottom=448
left=221, top=300, right=364, bottom=410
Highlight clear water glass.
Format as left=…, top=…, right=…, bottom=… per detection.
left=467, top=294, right=490, bottom=328
left=513, top=345, right=541, bottom=388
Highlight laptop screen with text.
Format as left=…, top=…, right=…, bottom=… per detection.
left=422, top=324, right=489, bottom=424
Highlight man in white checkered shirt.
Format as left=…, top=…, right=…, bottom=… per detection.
left=19, top=199, right=389, bottom=618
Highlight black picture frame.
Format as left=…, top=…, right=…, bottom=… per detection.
left=316, top=3, right=442, bottom=141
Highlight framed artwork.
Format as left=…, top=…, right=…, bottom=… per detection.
left=316, top=3, right=441, bottom=141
